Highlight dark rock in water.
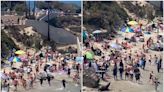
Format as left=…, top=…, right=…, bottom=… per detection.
left=83, top=67, right=100, bottom=88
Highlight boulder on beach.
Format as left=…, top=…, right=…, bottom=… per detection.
left=83, top=67, right=100, bottom=88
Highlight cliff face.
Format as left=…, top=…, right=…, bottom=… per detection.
left=84, top=1, right=128, bottom=33
left=83, top=1, right=163, bottom=33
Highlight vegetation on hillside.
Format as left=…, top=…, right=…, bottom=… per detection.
left=49, top=15, right=81, bottom=28
left=1, top=29, right=18, bottom=58
left=84, top=1, right=128, bottom=33
left=1, top=1, right=27, bottom=15
left=36, top=1, right=80, bottom=13
left=120, top=1, right=155, bottom=20
left=83, top=1, right=163, bottom=33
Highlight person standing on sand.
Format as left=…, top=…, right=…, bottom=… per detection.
left=142, top=57, right=146, bottom=70
left=134, top=67, right=141, bottom=83
left=29, top=75, right=34, bottom=88
left=149, top=55, right=152, bottom=65
left=113, top=62, right=118, bottom=80
left=39, top=75, right=44, bottom=86
left=156, top=56, right=162, bottom=73
left=13, top=78, right=19, bottom=92
left=154, top=55, right=158, bottom=65
left=124, top=66, right=129, bottom=80
left=129, top=68, right=134, bottom=81
left=67, top=68, right=71, bottom=77
left=22, top=78, right=27, bottom=90
left=119, top=60, right=124, bottom=80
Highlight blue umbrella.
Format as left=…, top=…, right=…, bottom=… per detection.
left=8, top=57, right=14, bottom=62
left=121, top=27, right=126, bottom=32
left=75, top=57, right=84, bottom=64
left=121, top=27, right=134, bottom=33
left=8, top=57, right=21, bottom=62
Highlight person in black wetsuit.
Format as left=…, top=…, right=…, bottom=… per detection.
left=62, top=79, right=66, bottom=88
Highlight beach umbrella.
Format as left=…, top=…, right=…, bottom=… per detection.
left=8, top=56, right=21, bottom=62
left=92, top=30, right=102, bottom=34
left=110, top=43, right=122, bottom=49
left=8, top=57, right=15, bottom=62
left=13, top=57, right=21, bottom=62
left=75, top=56, right=84, bottom=64
left=121, top=27, right=134, bottom=33
left=128, top=21, right=138, bottom=26
left=15, top=50, right=26, bottom=55
left=85, top=51, right=94, bottom=60
left=83, top=31, right=88, bottom=41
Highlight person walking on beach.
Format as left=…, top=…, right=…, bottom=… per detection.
left=47, top=75, right=51, bottom=86
left=153, top=77, right=160, bottom=92
left=62, top=79, right=66, bottom=88
left=67, top=68, right=71, bottom=77
left=39, top=76, right=44, bottom=86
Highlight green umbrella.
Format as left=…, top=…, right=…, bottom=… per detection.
left=85, top=51, right=94, bottom=60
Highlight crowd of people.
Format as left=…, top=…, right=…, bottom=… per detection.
left=1, top=47, right=81, bottom=92
left=83, top=18, right=163, bottom=91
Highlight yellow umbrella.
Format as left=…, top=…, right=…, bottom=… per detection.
left=15, top=50, right=26, bottom=55
left=128, top=21, right=138, bottom=26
